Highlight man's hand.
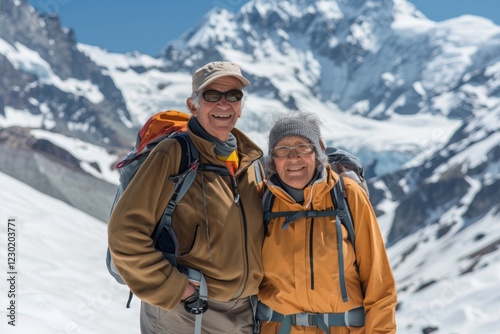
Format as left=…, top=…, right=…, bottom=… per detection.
left=181, top=281, right=199, bottom=301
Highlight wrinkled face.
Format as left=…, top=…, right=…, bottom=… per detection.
left=272, top=135, right=317, bottom=189
left=187, top=76, right=244, bottom=141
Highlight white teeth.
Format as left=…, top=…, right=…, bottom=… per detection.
left=213, top=115, right=231, bottom=118
left=288, top=167, right=303, bottom=171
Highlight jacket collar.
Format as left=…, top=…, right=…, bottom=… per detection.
left=187, top=127, right=263, bottom=175
left=266, top=165, right=338, bottom=209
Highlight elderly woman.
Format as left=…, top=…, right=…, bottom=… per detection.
left=257, top=110, right=397, bottom=334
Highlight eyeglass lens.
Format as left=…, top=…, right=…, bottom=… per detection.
left=272, top=144, right=314, bottom=158
left=203, top=89, right=243, bottom=102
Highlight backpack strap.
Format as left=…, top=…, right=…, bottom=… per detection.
left=151, top=133, right=199, bottom=261
left=119, top=133, right=198, bottom=309
left=256, top=302, right=365, bottom=333
left=262, top=186, right=275, bottom=236
left=275, top=210, right=341, bottom=230
left=263, top=187, right=341, bottom=230
left=254, top=160, right=262, bottom=184
left=147, top=133, right=207, bottom=334
left=182, top=268, right=208, bottom=334
left=331, top=175, right=356, bottom=302
left=331, top=175, right=356, bottom=248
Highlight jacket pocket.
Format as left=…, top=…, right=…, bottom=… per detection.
left=179, top=224, right=201, bottom=257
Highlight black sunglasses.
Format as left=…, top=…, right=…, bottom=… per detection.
left=202, top=89, right=243, bottom=102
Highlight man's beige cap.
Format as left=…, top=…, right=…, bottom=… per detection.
left=192, top=61, right=250, bottom=93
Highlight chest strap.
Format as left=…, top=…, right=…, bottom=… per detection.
left=256, top=303, right=365, bottom=334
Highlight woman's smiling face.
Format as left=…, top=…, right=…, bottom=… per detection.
left=272, top=135, right=317, bottom=189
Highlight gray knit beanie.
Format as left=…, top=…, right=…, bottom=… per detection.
left=267, top=110, right=327, bottom=171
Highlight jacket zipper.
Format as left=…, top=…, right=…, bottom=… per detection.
left=231, top=177, right=241, bottom=205
left=309, top=217, right=315, bottom=290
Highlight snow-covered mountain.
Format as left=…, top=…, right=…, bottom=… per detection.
left=377, top=95, right=500, bottom=332
left=0, top=0, right=134, bottom=146
left=0, top=0, right=499, bottom=332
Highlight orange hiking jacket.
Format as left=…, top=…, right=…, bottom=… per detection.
left=258, top=166, right=397, bottom=333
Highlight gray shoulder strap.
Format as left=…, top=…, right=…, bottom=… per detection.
left=253, top=160, right=262, bottom=184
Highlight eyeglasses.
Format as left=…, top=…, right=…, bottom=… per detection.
left=271, top=144, right=315, bottom=158
left=202, top=89, right=243, bottom=102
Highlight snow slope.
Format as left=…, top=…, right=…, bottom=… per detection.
left=0, top=172, right=140, bottom=334
left=384, top=208, right=500, bottom=333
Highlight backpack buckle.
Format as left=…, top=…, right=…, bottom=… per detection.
left=306, top=211, right=318, bottom=218
left=337, top=208, right=348, bottom=219
left=293, top=313, right=317, bottom=326
left=165, top=201, right=177, bottom=214
left=184, top=289, right=208, bottom=314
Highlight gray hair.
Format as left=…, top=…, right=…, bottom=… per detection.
left=266, top=110, right=328, bottom=174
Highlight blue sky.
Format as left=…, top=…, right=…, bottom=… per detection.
left=29, top=0, right=500, bottom=56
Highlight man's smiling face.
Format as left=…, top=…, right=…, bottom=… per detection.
left=189, top=76, right=244, bottom=141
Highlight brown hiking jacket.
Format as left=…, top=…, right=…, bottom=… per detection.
left=108, top=127, right=264, bottom=311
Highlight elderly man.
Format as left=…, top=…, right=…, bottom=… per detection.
left=108, top=61, right=265, bottom=334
